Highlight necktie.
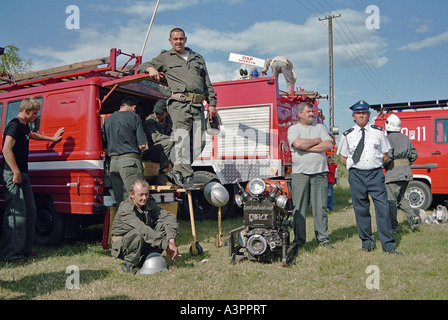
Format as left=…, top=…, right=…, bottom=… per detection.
left=352, top=128, right=365, bottom=164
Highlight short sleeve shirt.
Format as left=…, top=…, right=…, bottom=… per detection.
left=287, top=122, right=332, bottom=174
left=102, top=111, right=147, bottom=156
left=2, top=118, right=31, bottom=173
left=338, top=124, right=391, bottom=170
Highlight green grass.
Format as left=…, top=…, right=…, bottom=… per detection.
left=1, top=185, right=447, bottom=300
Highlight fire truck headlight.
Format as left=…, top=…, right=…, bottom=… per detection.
left=94, top=186, right=104, bottom=195
left=234, top=194, right=243, bottom=207
left=95, top=194, right=103, bottom=203
left=276, top=195, right=288, bottom=209
left=95, top=177, right=104, bottom=186
left=247, top=178, right=266, bottom=196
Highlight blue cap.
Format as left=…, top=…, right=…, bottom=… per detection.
left=350, top=100, right=370, bottom=112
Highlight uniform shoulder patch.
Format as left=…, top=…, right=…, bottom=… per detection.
left=343, top=128, right=354, bottom=136
left=370, top=124, right=383, bottom=131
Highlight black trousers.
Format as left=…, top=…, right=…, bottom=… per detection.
left=349, top=168, right=396, bottom=251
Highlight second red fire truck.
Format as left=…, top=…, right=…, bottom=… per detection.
left=372, top=100, right=448, bottom=210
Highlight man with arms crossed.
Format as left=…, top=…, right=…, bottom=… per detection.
left=287, top=102, right=334, bottom=259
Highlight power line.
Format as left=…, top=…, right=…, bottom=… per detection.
left=294, top=0, right=400, bottom=103
left=319, top=0, right=400, bottom=102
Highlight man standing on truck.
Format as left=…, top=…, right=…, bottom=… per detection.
left=287, top=102, right=334, bottom=256
left=142, top=99, right=174, bottom=173
left=338, top=100, right=401, bottom=254
left=383, top=114, right=421, bottom=232
left=102, top=96, right=148, bottom=207
left=261, top=56, right=297, bottom=93
left=0, top=96, right=64, bottom=263
left=111, top=179, right=179, bottom=273
left=137, top=27, right=217, bottom=190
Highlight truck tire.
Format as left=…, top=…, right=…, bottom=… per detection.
left=179, top=171, right=232, bottom=220
left=405, top=180, right=433, bottom=211
left=34, top=195, right=66, bottom=246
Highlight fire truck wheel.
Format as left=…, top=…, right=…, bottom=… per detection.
left=405, top=181, right=433, bottom=211
left=179, top=171, right=233, bottom=221
left=34, top=196, right=66, bottom=246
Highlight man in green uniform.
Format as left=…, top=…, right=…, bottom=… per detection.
left=142, top=99, right=174, bottom=172
left=383, top=114, right=421, bottom=232
left=138, top=27, right=217, bottom=190
left=111, top=179, right=179, bottom=273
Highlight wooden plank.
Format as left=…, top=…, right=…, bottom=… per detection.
left=13, top=56, right=110, bottom=82
left=148, top=183, right=206, bottom=193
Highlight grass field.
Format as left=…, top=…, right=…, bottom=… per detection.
left=0, top=182, right=447, bottom=301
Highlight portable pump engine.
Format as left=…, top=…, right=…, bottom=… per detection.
left=229, top=178, right=294, bottom=266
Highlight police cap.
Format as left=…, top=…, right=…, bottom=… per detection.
left=349, top=100, right=370, bottom=113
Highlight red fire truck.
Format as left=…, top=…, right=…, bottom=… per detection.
left=372, top=100, right=448, bottom=210
left=0, top=48, right=329, bottom=245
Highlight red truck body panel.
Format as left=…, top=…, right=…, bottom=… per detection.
left=373, top=100, right=448, bottom=208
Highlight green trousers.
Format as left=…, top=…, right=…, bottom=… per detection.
left=386, top=181, right=418, bottom=231
left=110, top=156, right=144, bottom=207
left=0, top=171, right=36, bottom=260
left=167, top=100, right=205, bottom=179
left=291, top=172, right=329, bottom=246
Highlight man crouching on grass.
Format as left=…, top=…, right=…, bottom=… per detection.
left=111, top=179, right=179, bottom=273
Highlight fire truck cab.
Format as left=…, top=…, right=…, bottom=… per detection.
left=0, top=49, right=170, bottom=246
left=372, top=100, right=448, bottom=210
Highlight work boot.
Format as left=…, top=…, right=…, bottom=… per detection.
left=319, top=240, right=335, bottom=249
left=122, top=261, right=135, bottom=273
left=410, top=214, right=421, bottom=231
left=285, top=243, right=300, bottom=266
left=386, top=248, right=403, bottom=255
left=167, top=170, right=183, bottom=187
left=183, top=177, right=196, bottom=190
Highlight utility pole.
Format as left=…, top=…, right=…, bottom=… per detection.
left=319, top=14, right=340, bottom=132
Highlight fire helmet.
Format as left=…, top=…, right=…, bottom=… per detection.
left=206, top=114, right=223, bottom=136
left=385, top=114, right=401, bottom=132
left=136, top=252, right=167, bottom=275
left=204, top=181, right=229, bottom=207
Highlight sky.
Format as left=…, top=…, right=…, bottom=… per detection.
left=2, top=0, right=448, bottom=140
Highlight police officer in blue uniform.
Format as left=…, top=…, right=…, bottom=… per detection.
left=338, top=100, right=402, bottom=254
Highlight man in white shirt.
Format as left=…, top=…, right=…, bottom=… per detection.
left=338, top=100, right=401, bottom=254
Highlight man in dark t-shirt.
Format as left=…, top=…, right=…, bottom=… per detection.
left=1, top=97, right=64, bottom=262
left=102, top=96, right=148, bottom=207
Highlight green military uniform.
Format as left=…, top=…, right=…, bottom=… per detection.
left=384, top=132, right=419, bottom=231
left=138, top=47, right=217, bottom=180
left=143, top=113, right=174, bottom=170
left=111, top=195, right=178, bottom=267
